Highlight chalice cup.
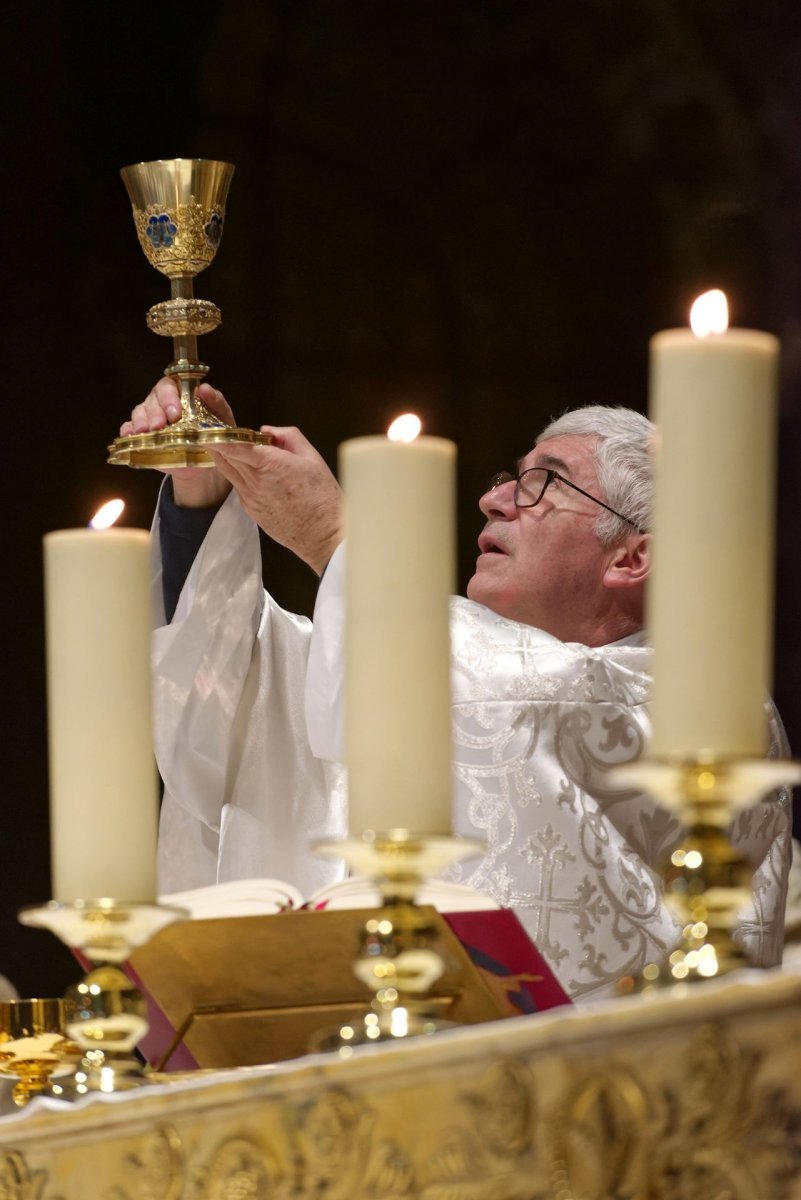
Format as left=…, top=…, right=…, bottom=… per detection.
left=0, top=999, right=76, bottom=1106
left=108, top=158, right=271, bottom=469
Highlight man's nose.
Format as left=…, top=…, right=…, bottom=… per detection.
left=479, top=480, right=518, bottom=518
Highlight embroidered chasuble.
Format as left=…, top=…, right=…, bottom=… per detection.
left=152, top=492, right=792, bottom=1002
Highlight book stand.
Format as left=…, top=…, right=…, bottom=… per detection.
left=128, top=906, right=568, bottom=1070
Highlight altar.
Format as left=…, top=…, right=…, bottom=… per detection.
left=2, top=964, right=800, bottom=1200
left=8, top=144, right=800, bottom=1200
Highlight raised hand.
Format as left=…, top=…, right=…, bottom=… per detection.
left=209, top=426, right=344, bottom=575
left=120, top=379, right=234, bottom=508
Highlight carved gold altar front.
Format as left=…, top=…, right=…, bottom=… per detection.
left=1, top=966, right=800, bottom=1199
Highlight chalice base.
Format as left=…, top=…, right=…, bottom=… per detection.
left=108, top=424, right=272, bottom=469
left=5, top=1061, right=67, bottom=1108
left=5, top=1054, right=82, bottom=1107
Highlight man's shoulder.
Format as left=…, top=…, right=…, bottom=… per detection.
left=450, top=596, right=649, bottom=655
left=449, top=596, right=651, bottom=706
left=450, top=595, right=561, bottom=646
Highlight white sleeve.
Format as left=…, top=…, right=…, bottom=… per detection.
left=305, top=542, right=347, bottom=763
left=152, top=491, right=346, bottom=895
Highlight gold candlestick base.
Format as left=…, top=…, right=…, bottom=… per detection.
left=312, top=831, right=484, bottom=1052
left=613, top=756, right=801, bottom=992
left=18, top=900, right=186, bottom=1098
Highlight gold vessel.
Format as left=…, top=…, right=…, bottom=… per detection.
left=108, top=158, right=271, bottom=469
left=0, top=998, right=77, bottom=1106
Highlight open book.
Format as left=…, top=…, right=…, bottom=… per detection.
left=160, top=875, right=501, bottom=919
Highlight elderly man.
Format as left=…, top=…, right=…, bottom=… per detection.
left=126, top=382, right=792, bottom=1001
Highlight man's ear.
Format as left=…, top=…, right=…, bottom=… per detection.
left=603, top=533, right=650, bottom=590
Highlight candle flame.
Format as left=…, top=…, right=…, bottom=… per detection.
left=89, top=499, right=125, bottom=530
left=387, top=413, right=422, bottom=443
left=689, top=289, right=729, bottom=337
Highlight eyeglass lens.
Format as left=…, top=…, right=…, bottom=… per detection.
left=488, top=468, right=549, bottom=506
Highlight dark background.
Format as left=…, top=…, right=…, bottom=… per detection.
left=3, top=1, right=801, bottom=994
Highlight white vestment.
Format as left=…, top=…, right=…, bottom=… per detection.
left=152, top=492, right=793, bottom=1001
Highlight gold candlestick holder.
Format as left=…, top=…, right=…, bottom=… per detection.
left=18, top=900, right=186, bottom=1098
left=614, top=755, right=801, bottom=991
left=0, top=999, right=78, bottom=1107
left=312, top=830, right=483, bottom=1050
left=108, top=157, right=271, bottom=469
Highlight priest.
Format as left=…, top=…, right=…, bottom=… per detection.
left=125, top=381, right=793, bottom=1001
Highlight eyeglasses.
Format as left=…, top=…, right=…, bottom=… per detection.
left=488, top=468, right=644, bottom=532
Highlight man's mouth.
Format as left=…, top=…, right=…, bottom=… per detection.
left=478, top=533, right=507, bottom=556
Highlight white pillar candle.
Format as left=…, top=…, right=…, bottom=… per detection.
left=44, top=527, right=158, bottom=901
left=341, top=431, right=456, bottom=834
left=648, top=292, right=779, bottom=758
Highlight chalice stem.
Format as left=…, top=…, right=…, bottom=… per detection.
left=163, top=275, right=223, bottom=429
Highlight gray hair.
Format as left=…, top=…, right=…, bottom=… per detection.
left=535, top=405, right=654, bottom=543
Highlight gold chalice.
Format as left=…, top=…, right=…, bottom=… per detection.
left=108, top=157, right=271, bottom=469
left=0, top=999, right=77, bottom=1106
